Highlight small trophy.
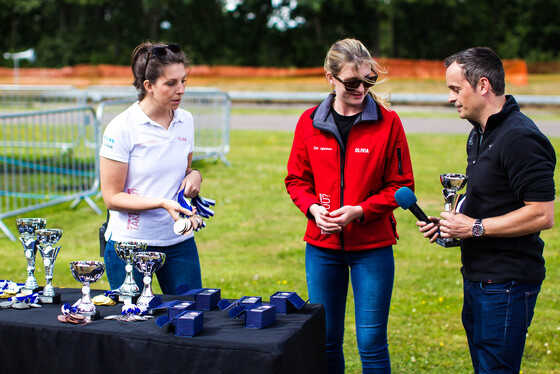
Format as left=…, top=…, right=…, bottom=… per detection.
left=70, top=261, right=105, bottom=321
left=15, top=218, right=47, bottom=295
left=36, top=228, right=63, bottom=304
left=436, top=173, right=468, bottom=247
left=115, top=241, right=147, bottom=304
left=132, top=251, right=166, bottom=309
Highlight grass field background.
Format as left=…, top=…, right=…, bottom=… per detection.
left=1, top=129, right=558, bottom=373
left=0, top=75, right=559, bottom=372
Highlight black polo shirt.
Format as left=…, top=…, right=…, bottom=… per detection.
left=459, top=95, right=556, bottom=283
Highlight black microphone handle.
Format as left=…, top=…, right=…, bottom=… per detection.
left=409, top=204, right=431, bottom=224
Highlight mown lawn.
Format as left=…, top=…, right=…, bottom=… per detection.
left=1, top=129, right=559, bottom=373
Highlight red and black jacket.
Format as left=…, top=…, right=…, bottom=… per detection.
left=285, top=93, right=415, bottom=251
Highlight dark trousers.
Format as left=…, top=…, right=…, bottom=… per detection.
left=462, top=279, right=541, bottom=373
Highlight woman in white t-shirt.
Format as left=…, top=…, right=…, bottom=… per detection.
left=99, top=42, right=203, bottom=294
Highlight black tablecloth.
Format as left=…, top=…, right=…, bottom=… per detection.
left=0, top=288, right=326, bottom=374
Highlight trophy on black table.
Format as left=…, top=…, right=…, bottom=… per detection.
left=436, top=173, right=468, bottom=247
left=15, top=218, right=47, bottom=295
left=132, top=251, right=166, bottom=309
left=115, top=241, right=146, bottom=304
left=70, top=261, right=105, bottom=321
left=36, top=228, right=63, bottom=303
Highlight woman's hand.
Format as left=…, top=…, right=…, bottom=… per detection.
left=328, top=205, right=364, bottom=227
left=180, top=169, right=202, bottom=199
left=309, top=204, right=342, bottom=233
left=162, top=199, right=194, bottom=221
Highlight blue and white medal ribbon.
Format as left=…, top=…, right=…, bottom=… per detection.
left=191, top=195, right=216, bottom=219
left=177, top=189, right=215, bottom=232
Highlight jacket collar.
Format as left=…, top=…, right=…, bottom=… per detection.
left=312, top=92, right=381, bottom=124
left=310, top=92, right=381, bottom=149
left=469, top=95, right=519, bottom=133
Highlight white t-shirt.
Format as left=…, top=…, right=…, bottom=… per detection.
left=99, top=102, right=195, bottom=246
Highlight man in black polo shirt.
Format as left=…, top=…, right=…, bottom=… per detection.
left=418, top=47, right=556, bottom=373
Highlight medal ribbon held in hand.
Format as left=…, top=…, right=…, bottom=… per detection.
left=174, top=189, right=215, bottom=235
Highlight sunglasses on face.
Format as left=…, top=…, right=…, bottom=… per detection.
left=333, top=70, right=378, bottom=91
left=143, top=44, right=181, bottom=78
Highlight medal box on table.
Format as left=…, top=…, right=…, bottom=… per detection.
left=168, top=301, right=196, bottom=319
left=244, top=304, right=276, bottom=329
left=269, top=291, right=307, bottom=314
left=176, top=285, right=221, bottom=311
left=175, top=310, right=204, bottom=337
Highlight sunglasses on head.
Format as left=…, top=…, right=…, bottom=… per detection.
left=333, top=69, right=378, bottom=91
left=143, top=44, right=181, bottom=78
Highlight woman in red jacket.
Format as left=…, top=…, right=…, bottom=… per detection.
left=285, top=38, right=414, bottom=373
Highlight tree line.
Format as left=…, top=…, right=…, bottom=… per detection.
left=1, top=0, right=559, bottom=68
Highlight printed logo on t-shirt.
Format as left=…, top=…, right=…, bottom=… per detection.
left=126, top=188, right=140, bottom=231
left=177, top=136, right=187, bottom=142
left=135, top=139, right=159, bottom=147
left=103, top=136, right=115, bottom=149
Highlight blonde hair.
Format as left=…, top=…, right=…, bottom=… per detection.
left=324, top=38, right=390, bottom=110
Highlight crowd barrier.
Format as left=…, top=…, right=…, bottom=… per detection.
left=0, top=87, right=230, bottom=240
left=94, top=87, right=231, bottom=165
left=0, top=106, right=100, bottom=240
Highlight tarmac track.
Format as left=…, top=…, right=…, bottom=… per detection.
left=230, top=104, right=560, bottom=137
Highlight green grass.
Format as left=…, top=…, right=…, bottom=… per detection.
left=1, top=130, right=559, bottom=373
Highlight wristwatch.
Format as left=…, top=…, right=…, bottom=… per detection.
left=472, top=218, right=484, bottom=237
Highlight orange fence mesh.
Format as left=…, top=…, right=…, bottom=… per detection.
left=0, top=58, right=530, bottom=85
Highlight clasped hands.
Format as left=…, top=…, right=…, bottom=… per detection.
left=309, top=204, right=364, bottom=233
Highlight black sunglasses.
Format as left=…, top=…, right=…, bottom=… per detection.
left=143, top=44, right=181, bottom=78
left=333, top=69, right=378, bottom=91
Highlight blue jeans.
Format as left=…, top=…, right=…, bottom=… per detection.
left=306, top=244, right=394, bottom=374
left=104, top=237, right=202, bottom=295
left=462, top=279, right=541, bottom=374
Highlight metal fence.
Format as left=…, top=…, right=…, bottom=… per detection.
left=0, top=86, right=231, bottom=240
left=94, top=87, right=231, bottom=165
left=0, top=106, right=101, bottom=240
left=0, top=85, right=85, bottom=111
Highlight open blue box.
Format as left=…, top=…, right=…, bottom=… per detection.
left=175, top=310, right=204, bottom=337
left=176, top=284, right=221, bottom=311
left=218, top=296, right=262, bottom=319
left=244, top=304, right=276, bottom=329
left=269, top=291, right=308, bottom=314
left=168, top=301, right=196, bottom=320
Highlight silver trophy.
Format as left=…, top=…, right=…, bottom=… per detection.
left=36, top=228, right=63, bottom=303
left=132, top=251, right=166, bottom=308
left=436, top=173, right=468, bottom=247
left=15, top=218, right=47, bottom=295
left=115, top=241, right=147, bottom=304
left=70, top=261, right=105, bottom=321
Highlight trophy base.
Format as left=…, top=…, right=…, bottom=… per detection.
left=83, top=310, right=101, bottom=321
left=436, top=238, right=462, bottom=247
left=142, top=296, right=163, bottom=315
left=39, top=293, right=62, bottom=304
left=21, top=286, right=43, bottom=295
left=118, top=294, right=140, bottom=304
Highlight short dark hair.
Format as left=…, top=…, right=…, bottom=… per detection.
left=444, top=47, right=505, bottom=96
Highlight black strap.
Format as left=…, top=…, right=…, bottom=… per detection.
left=99, top=210, right=109, bottom=257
